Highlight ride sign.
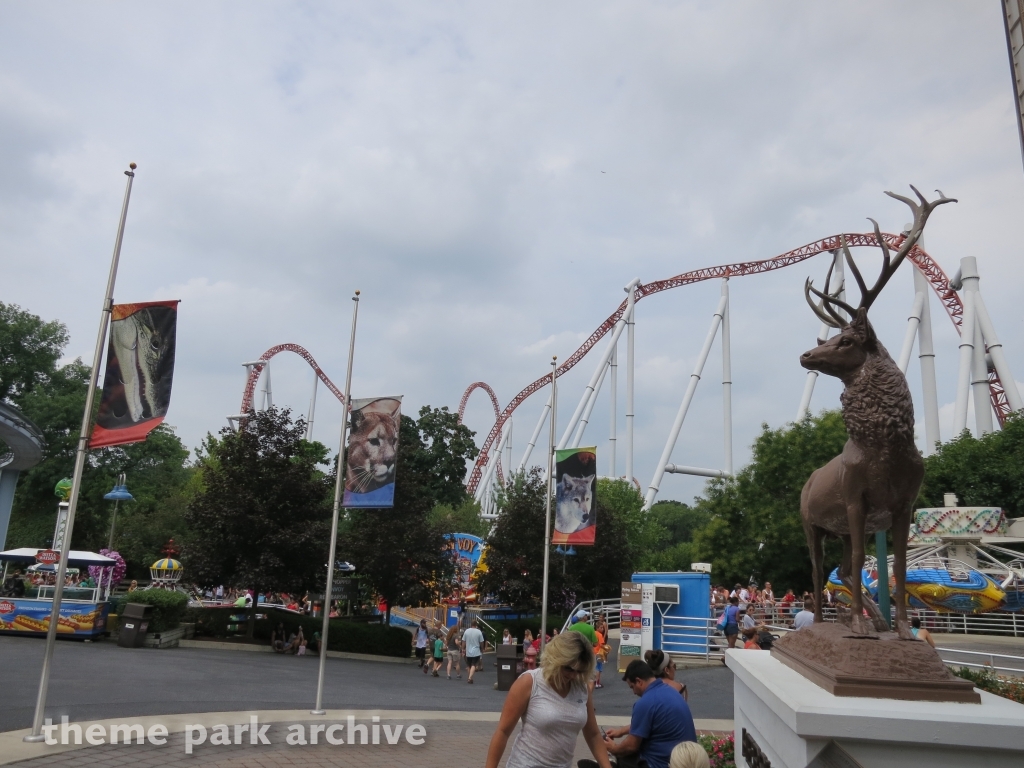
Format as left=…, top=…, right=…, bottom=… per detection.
left=35, top=550, right=60, bottom=565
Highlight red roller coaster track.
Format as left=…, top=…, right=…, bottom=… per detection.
left=239, top=343, right=345, bottom=415
left=463, top=232, right=1011, bottom=494
left=458, top=382, right=505, bottom=485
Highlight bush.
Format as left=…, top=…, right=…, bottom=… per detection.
left=115, top=589, right=188, bottom=633
left=950, top=666, right=1024, bottom=704
left=698, top=732, right=735, bottom=768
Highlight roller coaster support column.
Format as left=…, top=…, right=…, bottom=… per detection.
left=913, top=260, right=941, bottom=454
left=504, top=419, right=513, bottom=481
left=644, top=291, right=728, bottom=510
left=306, top=371, right=318, bottom=441
left=972, top=309, right=994, bottom=436
left=475, top=419, right=511, bottom=509
left=609, top=343, right=617, bottom=477
left=974, top=281, right=1024, bottom=414
left=571, top=360, right=607, bottom=448
left=539, top=357, right=557, bottom=657
left=624, top=279, right=640, bottom=485
left=519, top=391, right=551, bottom=472
left=953, top=257, right=980, bottom=436
left=896, top=291, right=926, bottom=374
left=721, top=278, right=733, bottom=476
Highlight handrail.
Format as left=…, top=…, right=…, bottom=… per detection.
left=935, top=646, right=1024, bottom=676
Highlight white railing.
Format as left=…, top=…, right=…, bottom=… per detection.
left=561, top=598, right=623, bottom=632
left=936, top=647, right=1024, bottom=677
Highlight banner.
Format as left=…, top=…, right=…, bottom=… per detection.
left=0, top=598, right=110, bottom=638
left=552, top=445, right=597, bottom=545
left=343, top=396, right=402, bottom=508
left=90, top=301, right=179, bottom=448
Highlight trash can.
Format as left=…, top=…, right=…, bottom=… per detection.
left=118, top=603, right=153, bottom=648
left=496, top=643, right=522, bottom=691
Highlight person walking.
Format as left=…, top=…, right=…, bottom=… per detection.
left=568, top=609, right=597, bottom=645
left=485, top=631, right=612, bottom=768
left=446, top=622, right=463, bottom=679
left=462, top=619, right=486, bottom=684
left=431, top=631, right=445, bottom=676
left=723, top=596, right=741, bottom=649
left=414, top=619, right=430, bottom=671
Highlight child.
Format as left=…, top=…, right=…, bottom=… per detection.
left=431, top=633, right=445, bottom=677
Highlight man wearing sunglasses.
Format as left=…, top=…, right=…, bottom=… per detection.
left=602, top=660, right=697, bottom=768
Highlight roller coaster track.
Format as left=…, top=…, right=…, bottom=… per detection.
left=239, top=343, right=345, bottom=415
left=458, top=382, right=504, bottom=484
left=464, top=232, right=1010, bottom=494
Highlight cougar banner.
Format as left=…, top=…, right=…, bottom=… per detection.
left=343, top=396, right=402, bottom=508
left=90, top=301, right=179, bottom=449
left=553, top=446, right=597, bottom=545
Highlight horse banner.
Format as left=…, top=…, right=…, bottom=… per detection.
left=342, top=396, right=402, bottom=508
left=90, top=301, right=179, bottom=449
left=552, top=445, right=596, bottom=546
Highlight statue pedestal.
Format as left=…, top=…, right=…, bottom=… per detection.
left=726, top=649, right=1024, bottom=768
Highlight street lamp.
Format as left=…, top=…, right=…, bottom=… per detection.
left=103, top=473, right=133, bottom=550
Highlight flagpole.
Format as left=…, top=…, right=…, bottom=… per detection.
left=312, top=289, right=360, bottom=715
left=24, top=163, right=137, bottom=742
left=539, top=356, right=557, bottom=655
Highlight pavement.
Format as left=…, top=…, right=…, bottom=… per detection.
left=0, top=635, right=735, bottom=767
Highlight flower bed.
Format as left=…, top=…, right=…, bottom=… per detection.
left=698, top=732, right=735, bottom=768
left=951, top=667, right=1024, bottom=704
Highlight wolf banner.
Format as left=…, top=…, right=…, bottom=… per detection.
left=553, top=446, right=596, bottom=546
left=343, top=396, right=402, bottom=508
left=90, top=301, right=179, bottom=449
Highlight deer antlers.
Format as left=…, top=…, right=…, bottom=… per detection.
left=805, top=186, right=957, bottom=327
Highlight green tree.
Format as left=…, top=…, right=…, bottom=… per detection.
left=413, top=405, right=479, bottom=506
left=185, top=408, right=332, bottom=636
left=0, top=302, right=69, bottom=403
left=342, top=415, right=455, bottom=624
left=428, top=498, right=489, bottom=538
left=692, top=411, right=848, bottom=590
left=921, top=413, right=1024, bottom=517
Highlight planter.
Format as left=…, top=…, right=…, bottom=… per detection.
left=143, top=625, right=186, bottom=649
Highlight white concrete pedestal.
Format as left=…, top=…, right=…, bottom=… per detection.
left=727, top=649, right=1024, bottom=768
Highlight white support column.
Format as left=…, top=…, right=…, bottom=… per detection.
left=953, top=257, right=979, bottom=436
left=644, top=292, right=728, bottom=510
left=572, top=360, right=608, bottom=448
left=975, top=290, right=1024, bottom=412
left=305, top=372, right=318, bottom=441
left=913, top=264, right=941, bottom=453
left=504, top=418, right=513, bottom=479
left=625, top=280, right=639, bottom=485
left=260, top=363, right=273, bottom=410
left=609, top=343, right=617, bottom=477
left=896, top=292, right=927, bottom=374
left=475, top=421, right=510, bottom=504
left=558, top=317, right=629, bottom=449
left=519, top=391, right=552, bottom=471
left=795, top=251, right=844, bottom=421
left=721, top=278, right=733, bottom=475
left=972, top=319, right=994, bottom=435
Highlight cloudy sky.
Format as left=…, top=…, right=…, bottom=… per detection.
left=3, top=2, right=1023, bottom=504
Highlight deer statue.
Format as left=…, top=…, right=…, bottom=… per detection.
left=799, top=186, right=955, bottom=638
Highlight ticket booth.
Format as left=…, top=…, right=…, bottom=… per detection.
left=630, top=571, right=711, bottom=657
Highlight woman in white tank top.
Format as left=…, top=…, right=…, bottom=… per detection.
left=485, top=632, right=612, bottom=768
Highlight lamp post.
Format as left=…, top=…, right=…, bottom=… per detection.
left=104, top=474, right=133, bottom=551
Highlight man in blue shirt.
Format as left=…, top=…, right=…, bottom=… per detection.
left=603, top=660, right=697, bottom=768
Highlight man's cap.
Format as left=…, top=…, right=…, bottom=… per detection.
left=575, top=609, right=590, bottom=619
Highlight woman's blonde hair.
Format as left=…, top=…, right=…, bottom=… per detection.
left=540, top=630, right=595, bottom=687
left=669, top=741, right=709, bottom=768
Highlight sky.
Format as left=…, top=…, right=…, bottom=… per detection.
left=3, top=2, right=1023, bottom=505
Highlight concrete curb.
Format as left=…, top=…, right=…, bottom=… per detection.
left=0, top=709, right=733, bottom=765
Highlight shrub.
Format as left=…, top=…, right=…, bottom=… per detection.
left=698, top=732, right=735, bottom=768
left=950, top=666, right=1024, bottom=704
left=253, top=608, right=411, bottom=657
left=115, top=589, right=188, bottom=633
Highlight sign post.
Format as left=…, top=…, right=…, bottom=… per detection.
left=619, top=582, right=642, bottom=672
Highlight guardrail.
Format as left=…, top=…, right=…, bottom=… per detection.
left=937, top=647, right=1024, bottom=677
left=561, top=598, right=623, bottom=632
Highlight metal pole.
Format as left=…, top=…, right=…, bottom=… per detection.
left=306, top=372, right=318, bottom=441
left=644, top=292, right=728, bottom=510
left=896, top=292, right=926, bottom=374
left=875, top=532, right=891, bottom=629
left=975, top=289, right=1024, bottom=412
left=913, top=263, right=941, bottom=454
left=609, top=343, right=617, bottom=477
left=518, top=391, right=551, bottom=471
left=504, top=418, right=513, bottom=480
left=953, top=258, right=978, bottom=436
left=972, top=317, right=994, bottom=436
left=571, top=360, right=608, bottom=448
left=624, top=280, right=638, bottom=485
left=539, top=357, right=557, bottom=656
left=25, top=163, right=137, bottom=743
left=721, top=279, right=732, bottom=475
left=312, top=290, right=360, bottom=716
left=796, top=251, right=843, bottom=421
left=558, top=317, right=628, bottom=449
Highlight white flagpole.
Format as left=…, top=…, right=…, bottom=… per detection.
left=24, top=163, right=137, bottom=742
left=539, top=356, right=557, bottom=655
left=312, top=290, right=360, bottom=715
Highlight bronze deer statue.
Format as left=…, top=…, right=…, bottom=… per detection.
left=799, top=186, right=955, bottom=638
